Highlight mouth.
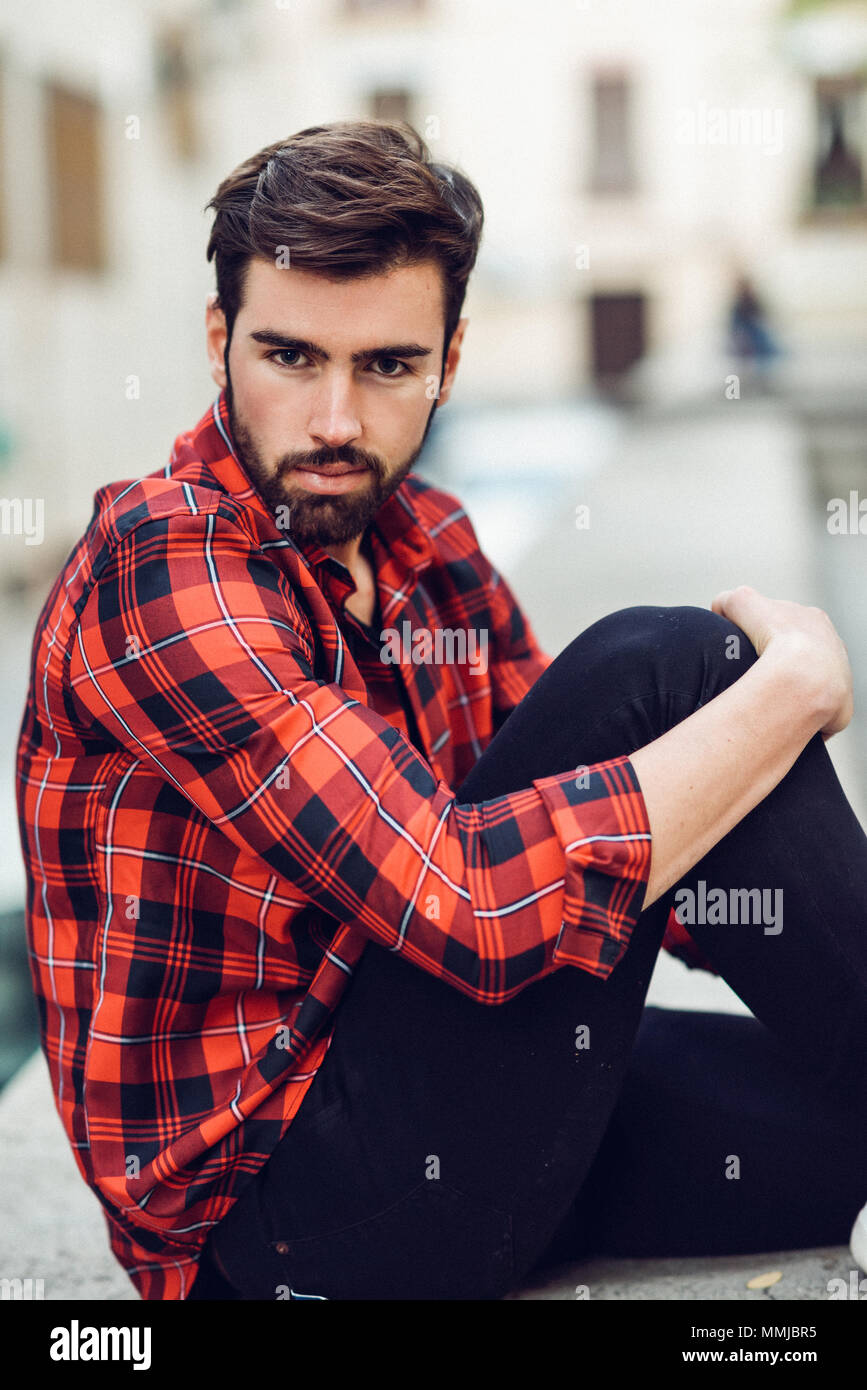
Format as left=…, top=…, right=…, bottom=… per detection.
left=290, top=462, right=372, bottom=495
left=294, top=461, right=369, bottom=477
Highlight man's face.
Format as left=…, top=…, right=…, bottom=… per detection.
left=205, top=256, right=466, bottom=547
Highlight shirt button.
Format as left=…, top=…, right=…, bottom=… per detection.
left=275, top=1241, right=290, bottom=1255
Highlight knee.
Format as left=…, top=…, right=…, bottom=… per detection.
left=585, top=602, right=753, bottom=652
left=664, top=605, right=759, bottom=683
left=576, top=604, right=758, bottom=697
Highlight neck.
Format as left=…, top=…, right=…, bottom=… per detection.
left=326, top=530, right=366, bottom=572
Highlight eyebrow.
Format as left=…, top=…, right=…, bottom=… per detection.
left=249, top=331, right=434, bottom=363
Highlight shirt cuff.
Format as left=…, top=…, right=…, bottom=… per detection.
left=533, top=754, right=653, bottom=980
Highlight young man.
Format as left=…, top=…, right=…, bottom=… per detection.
left=16, top=120, right=867, bottom=1301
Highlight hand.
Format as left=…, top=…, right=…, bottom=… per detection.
left=710, top=584, right=853, bottom=739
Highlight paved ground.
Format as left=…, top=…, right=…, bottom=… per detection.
left=509, top=1248, right=860, bottom=1301
left=1, top=395, right=862, bottom=1300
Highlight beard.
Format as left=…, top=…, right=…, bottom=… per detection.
left=224, top=365, right=439, bottom=547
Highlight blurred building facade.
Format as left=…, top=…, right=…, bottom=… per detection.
left=0, top=0, right=866, bottom=577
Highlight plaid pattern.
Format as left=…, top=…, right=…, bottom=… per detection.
left=16, top=389, right=703, bottom=1300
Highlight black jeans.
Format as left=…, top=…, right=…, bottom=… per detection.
left=192, top=605, right=867, bottom=1300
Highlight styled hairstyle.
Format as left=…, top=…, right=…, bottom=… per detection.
left=205, top=119, right=484, bottom=368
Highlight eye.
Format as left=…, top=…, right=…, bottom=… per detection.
left=269, top=348, right=308, bottom=369
left=371, top=357, right=409, bottom=377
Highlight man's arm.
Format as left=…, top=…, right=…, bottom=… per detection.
left=446, top=516, right=847, bottom=956
left=631, top=587, right=853, bottom=911
left=457, top=521, right=837, bottom=968
left=68, top=504, right=653, bottom=1002
left=478, top=556, right=724, bottom=967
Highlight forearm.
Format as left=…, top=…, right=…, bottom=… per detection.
left=630, top=644, right=825, bottom=911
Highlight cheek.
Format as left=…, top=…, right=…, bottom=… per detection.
left=235, top=365, right=289, bottom=434
left=241, top=364, right=281, bottom=408
left=376, top=394, right=429, bottom=449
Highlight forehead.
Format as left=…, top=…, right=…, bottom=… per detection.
left=238, top=256, right=445, bottom=342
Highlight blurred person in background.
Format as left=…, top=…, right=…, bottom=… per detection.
left=728, top=273, right=782, bottom=387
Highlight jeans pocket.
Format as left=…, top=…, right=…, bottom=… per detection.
left=269, top=1179, right=515, bottom=1301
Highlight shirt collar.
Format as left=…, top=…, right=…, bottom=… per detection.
left=194, top=389, right=436, bottom=579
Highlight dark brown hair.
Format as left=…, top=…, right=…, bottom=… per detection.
left=205, top=119, right=484, bottom=367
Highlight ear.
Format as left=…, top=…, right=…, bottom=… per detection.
left=436, top=317, right=468, bottom=408
left=205, top=294, right=228, bottom=389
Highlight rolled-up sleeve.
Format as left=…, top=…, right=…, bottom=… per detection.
left=533, top=761, right=652, bottom=976
left=69, top=507, right=652, bottom=1002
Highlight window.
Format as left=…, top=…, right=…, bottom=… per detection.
left=45, top=82, right=105, bottom=271
left=589, top=293, right=646, bottom=388
left=155, top=26, right=198, bottom=162
left=368, top=87, right=414, bottom=124
left=813, top=75, right=864, bottom=208
left=588, top=73, right=636, bottom=195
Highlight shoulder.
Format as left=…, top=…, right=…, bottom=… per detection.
left=90, top=473, right=257, bottom=554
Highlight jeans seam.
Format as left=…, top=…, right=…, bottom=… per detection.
left=269, top=1178, right=429, bottom=1247
left=270, top=1178, right=512, bottom=1251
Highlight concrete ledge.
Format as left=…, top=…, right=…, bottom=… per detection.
left=508, top=1246, right=856, bottom=1301
left=0, top=1050, right=853, bottom=1302
left=0, top=1051, right=136, bottom=1300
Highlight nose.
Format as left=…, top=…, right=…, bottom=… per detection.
left=307, top=373, right=362, bottom=451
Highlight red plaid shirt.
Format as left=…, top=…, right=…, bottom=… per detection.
left=15, top=389, right=711, bottom=1300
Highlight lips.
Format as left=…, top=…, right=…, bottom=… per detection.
left=296, top=462, right=368, bottom=476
